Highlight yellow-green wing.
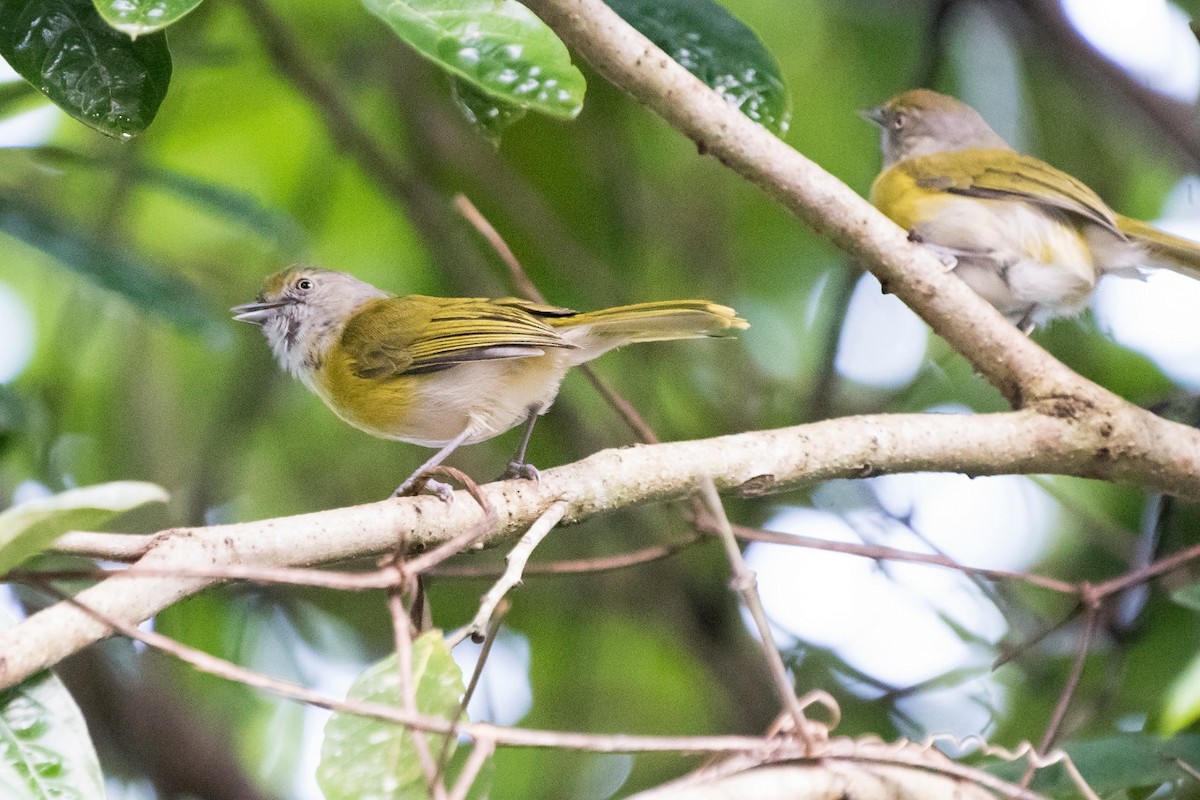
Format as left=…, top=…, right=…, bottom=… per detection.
left=907, top=149, right=1121, bottom=234
left=340, top=296, right=575, bottom=379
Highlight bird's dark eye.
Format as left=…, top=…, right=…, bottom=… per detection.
left=296, top=278, right=314, bottom=291
left=891, top=113, right=905, bottom=130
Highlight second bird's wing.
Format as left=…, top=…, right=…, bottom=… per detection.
left=910, top=149, right=1122, bottom=234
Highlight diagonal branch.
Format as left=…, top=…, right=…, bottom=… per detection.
left=519, top=0, right=1077, bottom=408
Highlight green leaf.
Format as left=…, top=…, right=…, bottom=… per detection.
left=16, top=147, right=307, bottom=255
left=0, top=608, right=104, bottom=799
left=362, top=0, right=585, bottom=120
left=987, top=733, right=1200, bottom=796
left=92, top=0, right=203, bottom=38
left=318, top=631, right=473, bottom=800
left=1163, top=651, right=1200, bottom=733
left=0, top=0, right=172, bottom=138
left=605, top=0, right=791, bottom=135
left=450, top=76, right=526, bottom=144
left=0, top=481, right=168, bottom=572
left=0, top=673, right=105, bottom=798
left=0, top=196, right=223, bottom=335
left=1172, top=581, right=1200, bottom=614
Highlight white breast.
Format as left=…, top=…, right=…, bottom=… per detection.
left=915, top=195, right=1142, bottom=325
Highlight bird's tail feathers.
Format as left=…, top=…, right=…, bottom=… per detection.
left=1117, top=214, right=1200, bottom=281
left=556, top=300, right=748, bottom=364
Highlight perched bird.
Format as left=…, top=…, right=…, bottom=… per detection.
left=233, top=267, right=748, bottom=496
left=865, top=88, right=1200, bottom=330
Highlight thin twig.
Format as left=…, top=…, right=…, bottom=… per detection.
left=384, top=555, right=446, bottom=799
left=446, top=736, right=495, bottom=800
left=1037, top=600, right=1101, bottom=755
left=52, top=531, right=156, bottom=560
left=696, top=479, right=816, bottom=750
left=448, top=501, right=568, bottom=647
left=438, top=600, right=508, bottom=782
left=453, top=194, right=542, bottom=303
left=724, top=521, right=1079, bottom=595
left=431, top=534, right=702, bottom=578
left=9, top=564, right=401, bottom=591
left=27, top=578, right=788, bottom=755
left=1171, top=756, right=1200, bottom=784
left=20, top=578, right=1064, bottom=799
left=1093, top=540, right=1200, bottom=598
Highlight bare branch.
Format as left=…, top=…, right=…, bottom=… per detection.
left=8, top=409, right=1200, bottom=690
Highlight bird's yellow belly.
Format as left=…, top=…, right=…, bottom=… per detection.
left=315, top=351, right=573, bottom=447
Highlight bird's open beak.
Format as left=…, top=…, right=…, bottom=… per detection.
left=858, top=106, right=885, bottom=127
left=231, top=299, right=288, bottom=325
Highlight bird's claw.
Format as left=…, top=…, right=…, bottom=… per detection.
left=502, top=461, right=540, bottom=483
left=392, top=476, right=455, bottom=502
left=908, top=232, right=959, bottom=271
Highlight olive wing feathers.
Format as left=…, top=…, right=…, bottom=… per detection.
left=340, top=296, right=577, bottom=380
left=908, top=150, right=1121, bottom=234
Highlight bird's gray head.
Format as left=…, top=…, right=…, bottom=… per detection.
left=231, top=267, right=387, bottom=379
left=862, top=88, right=1011, bottom=168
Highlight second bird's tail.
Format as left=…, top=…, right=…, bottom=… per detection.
left=1117, top=214, right=1200, bottom=282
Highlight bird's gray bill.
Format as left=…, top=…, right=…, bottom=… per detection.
left=858, top=106, right=885, bottom=126
left=231, top=300, right=288, bottom=325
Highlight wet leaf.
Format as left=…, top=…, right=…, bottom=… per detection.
left=450, top=75, right=526, bottom=144
left=92, top=0, right=203, bottom=38
left=363, top=0, right=585, bottom=121
left=606, top=0, right=791, bottom=135
left=0, top=0, right=171, bottom=138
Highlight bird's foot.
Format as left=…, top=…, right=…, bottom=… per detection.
left=392, top=475, right=455, bottom=502
left=907, top=232, right=959, bottom=271
left=502, top=461, right=540, bottom=484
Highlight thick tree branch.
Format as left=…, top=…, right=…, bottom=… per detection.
left=5, top=409, right=1200, bottom=690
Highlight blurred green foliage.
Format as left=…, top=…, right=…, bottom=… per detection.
left=0, top=0, right=1199, bottom=798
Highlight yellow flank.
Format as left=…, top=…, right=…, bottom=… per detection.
left=869, top=165, right=932, bottom=231
left=316, top=344, right=418, bottom=439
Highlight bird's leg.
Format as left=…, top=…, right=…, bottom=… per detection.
left=907, top=230, right=961, bottom=272
left=393, top=427, right=473, bottom=501
left=502, top=405, right=542, bottom=483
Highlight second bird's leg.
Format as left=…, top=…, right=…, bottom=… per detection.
left=502, top=405, right=542, bottom=482
left=393, top=427, right=473, bottom=500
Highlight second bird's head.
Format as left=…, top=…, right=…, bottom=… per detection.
left=863, top=88, right=1009, bottom=167
left=231, top=267, right=387, bottom=378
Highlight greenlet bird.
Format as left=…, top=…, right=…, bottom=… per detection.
left=232, top=267, right=748, bottom=496
left=865, top=89, right=1200, bottom=330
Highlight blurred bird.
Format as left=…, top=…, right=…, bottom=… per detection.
left=865, top=88, right=1200, bottom=329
